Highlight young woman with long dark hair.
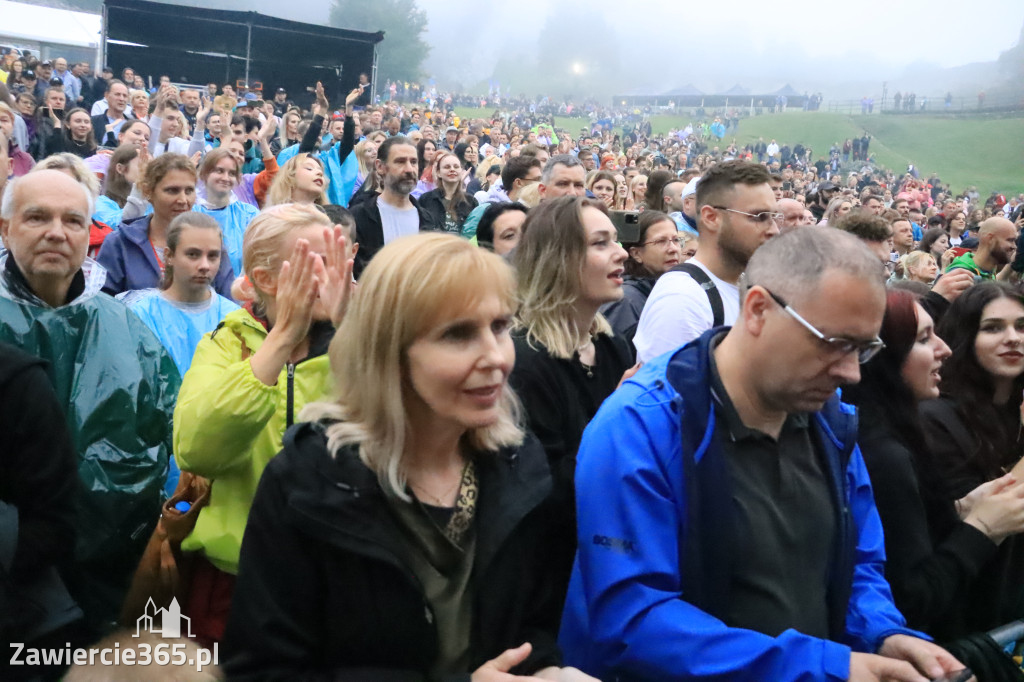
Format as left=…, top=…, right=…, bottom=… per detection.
left=420, top=150, right=477, bottom=234
left=918, top=282, right=1024, bottom=637
left=849, top=288, right=1024, bottom=643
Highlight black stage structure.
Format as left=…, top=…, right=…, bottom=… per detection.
left=102, top=0, right=384, bottom=105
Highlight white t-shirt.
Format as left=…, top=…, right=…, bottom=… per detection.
left=633, top=258, right=741, bottom=363
left=378, top=199, right=420, bottom=244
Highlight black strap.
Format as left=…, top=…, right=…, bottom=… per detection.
left=671, top=263, right=724, bottom=327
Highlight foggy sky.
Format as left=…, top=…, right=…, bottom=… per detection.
left=167, top=0, right=1024, bottom=96
left=415, top=0, right=1024, bottom=94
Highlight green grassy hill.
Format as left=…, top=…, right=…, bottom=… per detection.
left=454, top=107, right=1023, bottom=197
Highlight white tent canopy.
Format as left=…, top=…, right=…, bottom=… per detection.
left=0, top=0, right=101, bottom=49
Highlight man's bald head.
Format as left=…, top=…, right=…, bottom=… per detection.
left=1, top=171, right=93, bottom=307
left=778, top=198, right=805, bottom=232
left=978, top=216, right=1015, bottom=239
left=977, top=216, right=1018, bottom=267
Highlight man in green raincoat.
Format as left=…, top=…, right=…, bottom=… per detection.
left=0, top=170, right=180, bottom=639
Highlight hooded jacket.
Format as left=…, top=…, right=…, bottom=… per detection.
left=173, top=307, right=332, bottom=574
left=222, top=422, right=563, bottom=681
left=558, top=329, right=926, bottom=681
left=0, top=254, right=179, bottom=634
left=95, top=214, right=236, bottom=299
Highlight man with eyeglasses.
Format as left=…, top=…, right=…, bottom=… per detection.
left=561, top=227, right=966, bottom=682
left=634, top=160, right=779, bottom=362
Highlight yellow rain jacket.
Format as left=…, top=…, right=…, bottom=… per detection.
left=173, top=308, right=332, bottom=574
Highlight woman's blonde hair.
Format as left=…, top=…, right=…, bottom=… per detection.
left=242, top=203, right=331, bottom=307
left=266, top=153, right=328, bottom=207
left=163, top=109, right=188, bottom=139
left=513, top=196, right=613, bottom=359
left=302, top=233, right=523, bottom=500
left=34, top=153, right=100, bottom=197
left=516, top=182, right=541, bottom=208
left=475, top=156, right=503, bottom=185
left=354, top=140, right=374, bottom=177
left=900, top=251, right=936, bottom=281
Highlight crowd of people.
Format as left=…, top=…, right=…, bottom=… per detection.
left=4, top=44, right=1024, bottom=682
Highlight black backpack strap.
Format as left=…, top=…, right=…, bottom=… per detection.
left=672, top=263, right=724, bottom=327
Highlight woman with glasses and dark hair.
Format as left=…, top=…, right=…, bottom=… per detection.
left=846, top=287, right=1024, bottom=645
left=601, top=210, right=684, bottom=359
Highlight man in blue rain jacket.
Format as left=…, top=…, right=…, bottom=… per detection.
left=560, top=227, right=965, bottom=682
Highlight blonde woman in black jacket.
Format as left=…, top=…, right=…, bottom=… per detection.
left=224, top=233, right=595, bottom=682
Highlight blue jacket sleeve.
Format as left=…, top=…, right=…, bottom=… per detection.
left=567, top=372, right=853, bottom=682
left=95, top=230, right=128, bottom=295
left=842, top=445, right=931, bottom=651
left=214, top=250, right=237, bottom=301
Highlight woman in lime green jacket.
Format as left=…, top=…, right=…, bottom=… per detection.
left=172, top=203, right=354, bottom=646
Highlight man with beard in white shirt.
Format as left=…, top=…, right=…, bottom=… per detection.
left=634, top=161, right=780, bottom=361
left=352, top=135, right=428, bottom=277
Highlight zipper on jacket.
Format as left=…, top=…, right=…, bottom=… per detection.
left=286, top=363, right=296, bottom=427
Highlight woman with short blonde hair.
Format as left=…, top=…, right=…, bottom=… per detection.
left=900, top=250, right=939, bottom=284
left=129, top=89, right=150, bottom=122
left=224, top=232, right=593, bottom=680
left=266, top=153, right=329, bottom=207
left=174, top=203, right=353, bottom=645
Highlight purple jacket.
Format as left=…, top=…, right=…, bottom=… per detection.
left=95, top=215, right=236, bottom=299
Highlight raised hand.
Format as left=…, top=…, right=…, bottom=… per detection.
left=313, top=225, right=355, bottom=328
left=259, top=114, right=278, bottom=141
left=270, top=238, right=318, bottom=349
left=315, top=81, right=329, bottom=113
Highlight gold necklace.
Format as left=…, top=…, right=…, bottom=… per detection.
left=410, top=475, right=461, bottom=506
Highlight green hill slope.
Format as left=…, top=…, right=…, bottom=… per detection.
left=454, top=107, right=1022, bottom=197
left=650, top=112, right=1023, bottom=197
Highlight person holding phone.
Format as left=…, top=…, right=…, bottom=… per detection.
left=38, top=106, right=97, bottom=159
left=601, top=210, right=684, bottom=359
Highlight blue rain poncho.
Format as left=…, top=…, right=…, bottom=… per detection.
left=193, top=199, right=260, bottom=276
left=124, top=288, right=239, bottom=496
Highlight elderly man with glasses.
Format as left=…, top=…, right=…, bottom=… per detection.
left=634, top=160, right=781, bottom=362
left=561, top=226, right=967, bottom=682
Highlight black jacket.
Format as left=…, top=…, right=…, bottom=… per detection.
left=919, top=397, right=1024, bottom=636
left=0, top=343, right=80, bottom=645
left=857, top=402, right=997, bottom=640
left=90, top=112, right=133, bottom=148
left=222, top=422, right=564, bottom=681
left=418, top=188, right=478, bottom=234
left=599, top=275, right=656, bottom=361
left=351, top=195, right=429, bottom=278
